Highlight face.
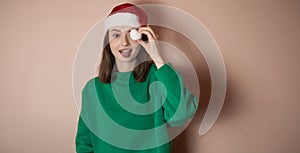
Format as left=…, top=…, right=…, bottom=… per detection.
left=108, top=26, right=141, bottom=63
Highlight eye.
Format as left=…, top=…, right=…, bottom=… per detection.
left=112, top=33, right=120, bottom=38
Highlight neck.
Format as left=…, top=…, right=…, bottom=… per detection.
left=115, top=60, right=137, bottom=72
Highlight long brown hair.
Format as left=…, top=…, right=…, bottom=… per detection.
left=98, top=32, right=153, bottom=83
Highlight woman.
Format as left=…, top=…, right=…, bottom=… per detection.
left=76, top=3, right=198, bottom=153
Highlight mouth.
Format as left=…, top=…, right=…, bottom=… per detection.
left=119, top=48, right=132, bottom=58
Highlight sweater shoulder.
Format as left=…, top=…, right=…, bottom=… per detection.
left=148, top=63, right=158, bottom=74
left=82, top=77, right=98, bottom=92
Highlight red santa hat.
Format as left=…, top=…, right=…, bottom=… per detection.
left=104, top=3, right=148, bottom=32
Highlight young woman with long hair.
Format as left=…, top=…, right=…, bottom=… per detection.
left=76, top=3, right=198, bottom=153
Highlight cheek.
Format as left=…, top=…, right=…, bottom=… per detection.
left=132, top=45, right=141, bottom=56
left=132, top=43, right=141, bottom=51
left=109, top=45, right=119, bottom=58
left=109, top=40, right=119, bottom=51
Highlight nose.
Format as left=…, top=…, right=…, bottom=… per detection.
left=120, top=32, right=130, bottom=46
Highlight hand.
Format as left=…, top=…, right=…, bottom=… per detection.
left=137, top=26, right=165, bottom=69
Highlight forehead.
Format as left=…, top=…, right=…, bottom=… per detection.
left=109, top=26, right=138, bottom=33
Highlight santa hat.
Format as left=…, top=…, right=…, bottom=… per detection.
left=104, top=3, right=147, bottom=32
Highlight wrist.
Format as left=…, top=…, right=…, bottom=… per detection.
left=152, top=56, right=165, bottom=69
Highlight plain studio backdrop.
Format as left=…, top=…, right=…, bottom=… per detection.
left=0, top=0, right=300, bottom=153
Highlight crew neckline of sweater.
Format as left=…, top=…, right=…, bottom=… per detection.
left=115, top=70, right=132, bottom=75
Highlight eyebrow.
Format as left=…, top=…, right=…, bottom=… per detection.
left=111, top=29, right=121, bottom=32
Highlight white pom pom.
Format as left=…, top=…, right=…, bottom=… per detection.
left=130, top=29, right=141, bottom=40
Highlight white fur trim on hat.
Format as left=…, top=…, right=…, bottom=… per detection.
left=104, top=13, right=140, bottom=32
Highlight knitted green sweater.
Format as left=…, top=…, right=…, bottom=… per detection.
left=76, top=63, right=198, bottom=153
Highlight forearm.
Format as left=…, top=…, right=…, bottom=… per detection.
left=76, top=117, right=94, bottom=153
left=151, top=54, right=165, bottom=69
left=155, top=64, right=198, bottom=126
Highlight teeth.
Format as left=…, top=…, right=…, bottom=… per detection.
left=120, top=49, right=131, bottom=53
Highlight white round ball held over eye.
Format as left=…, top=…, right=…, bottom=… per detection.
left=130, top=29, right=142, bottom=40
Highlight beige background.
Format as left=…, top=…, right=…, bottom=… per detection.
left=1, top=0, right=300, bottom=153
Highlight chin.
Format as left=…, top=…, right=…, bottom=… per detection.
left=116, top=56, right=137, bottom=63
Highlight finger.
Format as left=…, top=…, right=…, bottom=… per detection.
left=144, top=26, right=159, bottom=39
left=138, top=27, right=158, bottom=40
left=139, top=30, right=156, bottom=40
left=140, top=29, right=157, bottom=40
left=137, top=39, right=145, bottom=45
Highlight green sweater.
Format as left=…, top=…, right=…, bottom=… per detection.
left=76, top=63, right=198, bottom=153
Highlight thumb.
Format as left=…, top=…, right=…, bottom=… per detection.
left=137, top=39, right=146, bottom=46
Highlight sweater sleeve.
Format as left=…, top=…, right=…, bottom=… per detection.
left=75, top=84, right=94, bottom=153
left=155, top=63, right=198, bottom=127
left=76, top=116, right=94, bottom=153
